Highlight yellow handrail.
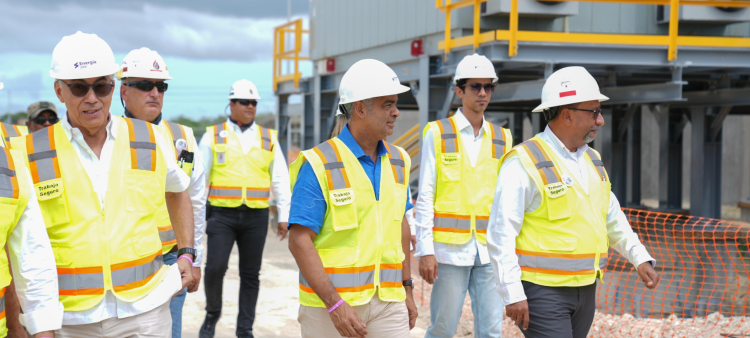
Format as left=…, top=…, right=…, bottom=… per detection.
left=273, top=19, right=309, bottom=90
left=393, top=124, right=420, bottom=146
left=436, top=0, right=750, bottom=61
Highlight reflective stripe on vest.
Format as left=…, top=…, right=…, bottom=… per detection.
left=385, top=143, right=406, bottom=185
left=213, top=123, right=227, bottom=164
left=489, top=123, right=507, bottom=159
left=1, top=123, right=22, bottom=146
left=259, top=126, right=273, bottom=152
left=313, top=140, right=351, bottom=190
left=0, top=148, right=19, bottom=199
left=436, top=118, right=458, bottom=153
left=158, top=225, right=177, bottom=247
left=164, top=120, right=186, bottom=160
left=519, top=139, right=562, bottom=185
left=434, top=213, right=471, bottom=234
left=299, top=265, right=375, bottom=294
left=57, top=266, right=105, bottom=296
left=379, top=263, right=403, bottom=288
left=0, top=287, right=5, bottom=319
left=26, top=127, right=61, bottom=184
left=111, top=252, right=164, bottom=292
left=475, top=216, right=489, bottom=234
left=516, top=249, right=608, bottom=275
left=585, top=148, right=607, bottom=182
left=125, top=118, right=157, bottom=171
left=208, top=186, right=242, bottom=200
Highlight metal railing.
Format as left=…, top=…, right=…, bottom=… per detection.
left=273, top=19, right=309, bottom=90
left=437, top=0, right=750, bottom=61
left=392, top=123, right=422, bottom=173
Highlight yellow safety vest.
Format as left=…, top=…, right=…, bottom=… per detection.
left=289, top=138, right=410, bottom=307
left=206, top=123, right=276, bottom=209
left=0, top=147, right=32, bottom=337
left=0, top=122, right=28, bottom=148
left=427, top=117, right=512, bottom=245
left=154, top=120, right=197, bottom=254
left=509, top=135, right=610, bottom=287
left=16, top=117, right=170, bottom=312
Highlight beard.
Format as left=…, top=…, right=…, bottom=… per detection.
left=583, top=127, right=599, bottom=144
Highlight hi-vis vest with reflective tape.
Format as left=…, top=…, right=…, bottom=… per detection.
left=155, top=120, right=196, bottom=254
left=0, top=147, right=32, bottom=337
left=509, top=135, right=610, bottom=287
left=289, top=138, right=410, bottom=307
left=0, top=122, right=28, bottom=148
left=207, top=123, right=276, bottom=209
left=17, top=117, right=169, bottom=312
left=427, top=117, right=512, bottom=245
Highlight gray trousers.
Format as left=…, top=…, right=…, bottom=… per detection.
left=519, top=281, right=597, bottom=338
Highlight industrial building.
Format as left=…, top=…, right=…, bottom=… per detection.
left=273, top=0, right=750, bottom=221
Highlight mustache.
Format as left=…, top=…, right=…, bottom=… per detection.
left=589, top=126, right=599, bottom=132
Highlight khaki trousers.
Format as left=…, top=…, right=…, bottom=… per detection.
left=298, top=296, right=410, bottom=338
left=56, top=301, right=171, bottom=338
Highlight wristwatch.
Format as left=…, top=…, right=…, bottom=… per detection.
left=177, top=247, right=196, bottom=260
left=403, top=279, right=414, bottom=288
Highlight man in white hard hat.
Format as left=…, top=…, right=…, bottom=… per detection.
left=415, top=53, right=511, bottom=338
left=288, top=59, right=418, bottom=338
left=198, top=79, right=291, bottom=338
left=12, top=31, right=195, bottom=337
left=117, top=47, right=206, bottom=338
left=0, top=76, right=63, bottom=338
left=487, top=66, right=661, bottom=338
left=26, top=101, right=59, bottom=133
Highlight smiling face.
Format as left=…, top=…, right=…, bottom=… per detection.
left=120, top=77, right=165, bottom=123
left=55, top=76, right=113, bottom=134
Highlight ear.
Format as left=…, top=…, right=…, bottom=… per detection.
left=353, top=101, right=367, bottom=119
left=561, top=107, right=574, bottom=126
left=25, top=120, right=30, bottom=128
left=54, top=81, right=65, bottom=103
left=454, top=85, right=464, bottom=99
left=119, top=83, right=127, bottom=101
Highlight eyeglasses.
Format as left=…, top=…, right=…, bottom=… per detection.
left=32, top=116, right=59, bottom=125
left=59, top=80, right=114, bottom=98
left=462, top=82, right=496, bottom=95
left=568, top=107, right=602, bottom=119
left=124, top=81, right=168, bottom=93
left=236, top=99, right=258, bottom=107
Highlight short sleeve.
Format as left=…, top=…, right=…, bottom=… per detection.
left=288, top=161, right=328, bottom=234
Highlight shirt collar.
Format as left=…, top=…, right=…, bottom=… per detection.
left=226, top=118, right=255, bottom=133
left=338, top=124, right=387, bottom=159
left=453, top=108, right=491, bottom=136
left=542, top=125, right=588, bottom=159
left=61, top=111, right=116, bottom=141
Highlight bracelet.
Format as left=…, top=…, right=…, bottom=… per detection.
left=327, top=298, right=346, bottom=314
left=178, top=255, right=194, bottom=266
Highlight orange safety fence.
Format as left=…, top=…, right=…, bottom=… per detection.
left=411, top=208, right=750, bottom=337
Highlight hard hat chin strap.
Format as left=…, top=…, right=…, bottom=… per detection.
left=543, top=106, right=559, bottom=121
left=338, top=103, right=353, bottom=117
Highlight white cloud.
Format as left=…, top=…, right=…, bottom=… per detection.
left=0, top=2, right=308, bottom=62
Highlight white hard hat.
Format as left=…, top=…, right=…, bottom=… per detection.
left=49, top=31, right=120, bottom=80
left=229, top=79, right=261, bottom=100
left=453, top=53, right=498, bottom=85
left=117, top=47, right=172, bottom=80
left=532, top=66, right=609, bottom=113
left=339, top=59, right=410, bottom=105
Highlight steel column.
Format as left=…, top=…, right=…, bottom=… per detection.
left=690, top=106, right=723, bottom=218
left=418, top=55, right=431, bottom=144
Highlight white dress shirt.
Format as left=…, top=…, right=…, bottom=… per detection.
left=59, top=114, right=189, bottom=325
left=10, top=174, right=64, bottom=334
left=158, top=120, right=207, bottom=267
left=198, top=118, right=292, bottom=223
left=487, top=125, right=656, bottom=306
left=414, top=109, right=493, bottom=266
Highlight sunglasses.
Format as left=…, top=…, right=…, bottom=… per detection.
left=236, top=99, right=258, bottom=107
left=463, top=82, right=496, bottom=94
left=568, top=107, right=602, bottom=120
left=32, top=116, right=59, bottom=125
left=124, top=81, right=168, bottom=93
left=60, top=80, right=114, bottom=98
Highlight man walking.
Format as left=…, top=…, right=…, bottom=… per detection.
left=487, top=66, right=661, bottom=338
left=14, top=31, right=195, bottom=337
left=118, top=47, right=207, bottom=338
left=288, top=59, right=418, bottom=338
left=415, top=53, right=512, bottom=338
left=26, top=101, right=59, bottom=133
left=198, top=79, right=291, bottom=338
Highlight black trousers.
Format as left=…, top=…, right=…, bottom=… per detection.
left=520, top=281, right=597, bottom=338
left=204, top=205, right=269, bottom=336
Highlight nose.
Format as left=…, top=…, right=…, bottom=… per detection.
left=393, top=107, right=401, bottom=118
left=83, top=85, right=98, bottom=104
left=43, top=121, right=52, bottom=126
left=596, top=111, right=605, bottom=126
left=150, top=86, right=160, bottom=96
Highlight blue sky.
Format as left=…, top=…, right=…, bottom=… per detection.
left=0, top=0, right=312, bottom=120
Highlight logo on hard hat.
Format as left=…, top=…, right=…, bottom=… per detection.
left=392, top=77, right=399, bottom=82
left=249, top=89, right=253, bottom=94
left=561, top=78, right=571, bottom=88
left=151, top=60, right=161, bottom=72
left=74, top=60, right=97, bottom=70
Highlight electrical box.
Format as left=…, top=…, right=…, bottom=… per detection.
left=657, top=6, right=750, bottom=24
left=481, top=0, right=578, bottom=18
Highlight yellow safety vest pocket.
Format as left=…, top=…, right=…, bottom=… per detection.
left=330, top=188, right=358, bottom=231
left=213, top=144, right=227, bottom=166
left=132, top=233, right=161, bottom=257
left=318, top=247, right=359, bottom=267
left=125, top=170, right=163, bottom=213
left=35, top=179, right=70, bottom=227
left=53, top=245, right=74, bottom=267
left=544, top=182, right=570, bottom=221
left=537, top=234, right=577, bottom=252
left=439, top=153, right=460, bottom=182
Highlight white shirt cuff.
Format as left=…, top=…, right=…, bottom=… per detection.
left=500, top=281, right=527, bottom=306
left=22, top=302, right=65, bottom=334
left=414, top=238, right=435, bottom=258
left=278, top=207, right=289, bottom=223
left=631, top=245, right=656, bottom=269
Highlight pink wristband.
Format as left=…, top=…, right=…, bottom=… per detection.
left=178, top=255, right=194, bottom=266
left=327, top=298, right=346, bottom=314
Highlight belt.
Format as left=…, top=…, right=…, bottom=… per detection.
left=168, top=246, right=178, bottom=254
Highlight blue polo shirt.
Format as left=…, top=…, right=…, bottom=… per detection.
left=288, top=125, right=414, bottom=234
